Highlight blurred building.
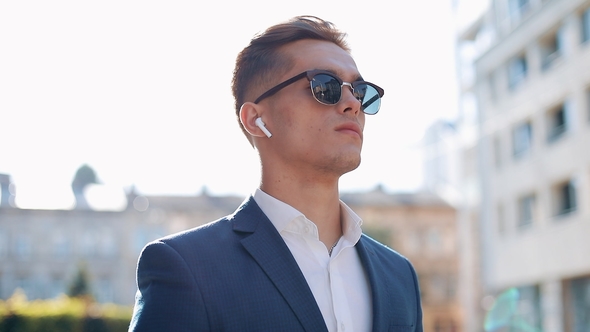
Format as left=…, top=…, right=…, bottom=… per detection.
left=342, top=187, right=461, bottom=332
left=0, top=188, right=243, bottom=305
left=1, top=179, right=462, bottom=329
left=423, top=119, right=483, bottom=332
left=446, top=0, right=590, bottom=330
left=423, top=1, right=488, bottom=330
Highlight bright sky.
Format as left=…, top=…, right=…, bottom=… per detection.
left=1, top=0, right=470, bottom=210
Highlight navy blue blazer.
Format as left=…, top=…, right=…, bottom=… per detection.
left=129, top=197, right=423, bottom=331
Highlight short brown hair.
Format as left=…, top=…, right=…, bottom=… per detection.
left=231, top=16, right=350, bottom=143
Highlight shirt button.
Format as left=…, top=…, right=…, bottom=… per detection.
left=304, top=226, right=310, bottom=233
left=340, top=323, right=346, bottom=331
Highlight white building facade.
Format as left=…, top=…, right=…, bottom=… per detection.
left=454, top=0, right=590, bottom=330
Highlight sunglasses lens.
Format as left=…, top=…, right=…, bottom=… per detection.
left=355, top=83, right=381, bottom=115
left=310, top=73, right=382, bottom=114
left=310, top=74, right=341, bottom=105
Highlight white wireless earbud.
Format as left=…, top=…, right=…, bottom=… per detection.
left=255, top=118, right=272, bottom=138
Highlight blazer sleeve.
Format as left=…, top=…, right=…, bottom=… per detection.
left=408, top=259, right=424, bottom=332
left=128, top=241, right=209, bottom=332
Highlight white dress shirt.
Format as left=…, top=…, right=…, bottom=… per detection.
left=253, top=189, right=372, bottom=332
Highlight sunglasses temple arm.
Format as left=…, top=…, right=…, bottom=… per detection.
left=254, top=72, right=308, bottom=104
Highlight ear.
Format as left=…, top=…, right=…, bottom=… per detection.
left=239, top=102, right=267, bottom=138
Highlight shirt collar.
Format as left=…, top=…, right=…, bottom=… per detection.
left=253, top=188, right=303, bottom=234
left=253, top=188, right=363, bottom=244
left=339, top=199, right=363, bottom=246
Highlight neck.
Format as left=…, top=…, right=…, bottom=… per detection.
left=260, top=170, right=343, bottom=249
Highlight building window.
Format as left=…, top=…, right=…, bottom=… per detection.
left=81, top=231, right=98, bottom=257
left=15, top=235, right=32, bottom=260
left=509, top=0, right=531, bottom=23
left=100, top=236, right=118, bottom=257
left=513, top=121, right=533, bottom=158
left=427, top=228, right=442, bottom=254
left=582, top=7, right=590, bottom=43
left=405, top=230, right=421, bottom=255
left=518, top=193, right=536, bottom=228
left=488, top=72, right=497, bottom=102
left=487, top=286, right=542, bottom=330
left=52, top=231, right=71, bottom=259
left=97, top=228, right=118, bottom=257
left=564, top=276, right=590, bottom=332
left=508, top=54, right=528, bottom=89
left=553, top=179, right=577, bottom=217
left=95, top=278, right=114, bottom=303
left=0, top=231, right=7, bottom=258
left=418, top=273, right=457, bottom=305
left=547, top=102, right=569, bottom=142
left=497, top=203, right=506, bottom=235
left=493, top=135, right=503, bottom=169
left=517, top=285, right=543, bottom=330
left=540, top=28, right=564, bottom=70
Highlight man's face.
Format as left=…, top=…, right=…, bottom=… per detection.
left=258, top=39, right=366, bottom=180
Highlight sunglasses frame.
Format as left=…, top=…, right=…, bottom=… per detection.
left=253, top=69, right=385, bottom=114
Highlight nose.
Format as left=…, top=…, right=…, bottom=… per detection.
left=340, top=82, right=361, bottom=115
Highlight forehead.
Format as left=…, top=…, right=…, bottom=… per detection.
left=280, top=39, right=361, bottom=81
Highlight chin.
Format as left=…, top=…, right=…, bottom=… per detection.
left=325, top=154, right=361, bottom=176
left=343, top=158, right=361, bottom=174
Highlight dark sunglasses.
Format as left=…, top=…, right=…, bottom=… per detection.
left=253, top=69, right=385, bottom=115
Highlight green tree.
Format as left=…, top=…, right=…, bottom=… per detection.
left=67, top=263, right=93, bottom=299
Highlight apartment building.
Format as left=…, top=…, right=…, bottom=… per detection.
left=454, top=0, right=590, bottom=330
left=423, top=119, right=482, bottom=332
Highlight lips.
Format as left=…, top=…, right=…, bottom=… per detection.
left=335, top=122, right=363, bottom=139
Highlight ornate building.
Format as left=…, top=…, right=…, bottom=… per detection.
left=0, top=185, right=243, bottom=305
left=1, top=178, right=461, bottom=331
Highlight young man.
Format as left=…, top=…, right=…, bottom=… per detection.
left=129, top=16, right=423, bottom=331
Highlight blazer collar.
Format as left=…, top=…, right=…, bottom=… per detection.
left=356, top=236, right=393, bottom=332
left=232, top=197, right=328, bottom=332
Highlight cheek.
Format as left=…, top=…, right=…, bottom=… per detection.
left=358, top=114, right=366, bottom=132
left=273, top=98, right=321, bottom=134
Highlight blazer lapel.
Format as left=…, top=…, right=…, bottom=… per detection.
left=232, top=197, right=328, bottom=332
left=356, top=236, right=392, bottom=332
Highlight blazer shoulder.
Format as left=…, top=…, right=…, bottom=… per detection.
left=152, top=216, right=234, bottom=255
left=147, top=196, right=264, bottom=257
left=360, top=233, right=409, bottom=261
left=358, top=233, right=420, bottom=278
left=163, top=215, right=233, bottom=241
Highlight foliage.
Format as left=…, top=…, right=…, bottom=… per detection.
left=0, top=289, right=132, bottom=332
left=67, top=263, right=92, bottom=299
